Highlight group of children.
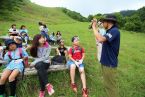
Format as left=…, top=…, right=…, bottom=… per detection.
left=38, top=22, right=62, bottom=45
left=0, top=23, right=89, bottom=97
left=8, top=24, right=29, bottom=46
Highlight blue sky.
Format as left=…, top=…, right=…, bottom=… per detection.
left=30, top=0, right=145, bottom=17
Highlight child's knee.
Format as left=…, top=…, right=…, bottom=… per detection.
left=0, top=77, right=7, bottom=84
left=8, top=76, right=17, bottom=82
left=70, top=64, right=76, bottom=69
left=79, top=68, right=85, bottom=74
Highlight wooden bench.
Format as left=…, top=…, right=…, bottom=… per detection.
left=0, top=43, right=70, bottom=76
left=0, top=36, right=33, bottom=41
left=0, top=60, right=68, bottom=76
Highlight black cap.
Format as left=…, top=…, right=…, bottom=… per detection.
left=100, top=14, right=117, bottom=22
left=5, top=39, right=16, bottom=50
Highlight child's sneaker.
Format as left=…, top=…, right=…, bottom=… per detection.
left=46, top=84, right=55, bottom=96
left=71, top=83, right=77, bottom=93
left=39, top=91, right=45, bottom=97
left=82, top=88, right=88, bottom=97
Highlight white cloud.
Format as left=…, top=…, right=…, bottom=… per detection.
left=30, top=0, right=145, bottom=17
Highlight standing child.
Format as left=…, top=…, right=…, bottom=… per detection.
left=38, top=22, right=44, bottom=32
left=0, top=39, right=28, bottom=97
left=30, top=34, right=54, bottom=97
left=40, top=24, right=50, bottom=42
left=67, top=36, right=88, bottom=97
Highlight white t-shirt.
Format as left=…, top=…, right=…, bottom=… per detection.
left=8, top=28, right=19, bottom=34
left=39, top=26, right=44, bottom=31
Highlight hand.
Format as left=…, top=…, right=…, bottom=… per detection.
left=92, top=19, right=98, bottom=29
left=0, top=47, right=3, bottom=52
left=29, top=65, right=34, bottom=69
left=78, top=59, right=83, bottom=64
left=29, top=62, right=35, bottom=68
left=74, top=61, right=79, bottom=67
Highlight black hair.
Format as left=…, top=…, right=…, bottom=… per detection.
left=38, top=22, right=43, bottom=26
left=43, top=24, right=47, bottom=28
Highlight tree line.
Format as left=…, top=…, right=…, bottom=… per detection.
left=88, top=7, right=145, bottom=33
left=63, top=7, right=145, bottom=33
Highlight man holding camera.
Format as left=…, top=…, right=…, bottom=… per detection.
left=91, top=15, right=120, bottom=97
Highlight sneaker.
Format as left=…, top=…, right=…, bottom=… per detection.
left=46, top=84, right=55, bottom=96
left=39, top=91, right=45, bottom=97
left=71, top=83, right=77, bottom=93
left=82, top=88, right=88, bottom=97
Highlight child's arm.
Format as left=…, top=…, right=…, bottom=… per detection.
left=68, top=48, right=75, bottom=62
left=68, top=54, right=75, bottom=62
left=81, top=53, right=85, bottom=60
left=79, top=48, right=85, bottom=64
left=56, top=48, right=61, bottom=55
left=3, top=53, right=11, bottom=64
left=22, top=48, right=29, bottom=60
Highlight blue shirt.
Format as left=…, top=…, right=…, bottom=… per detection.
left=4, top=48, right=28, bottom=65
left=100, top=26, right=120, bottom=67
left=19, top=29, right=28, bottom=34
left=99, top=28, right=106, bottom=36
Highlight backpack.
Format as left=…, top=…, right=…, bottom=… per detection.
left=71, top=46, right=82, bottom=56
left=8, top=48, right=29, bottom=67
left=51, top=55, right=66, bottom=65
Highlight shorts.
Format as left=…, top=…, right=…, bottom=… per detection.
left=67, top=60, right=84, bottom=69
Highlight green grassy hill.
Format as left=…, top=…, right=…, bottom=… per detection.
left=0, top=0, right=77, bottom=35
left=0, top=1, right=145, bottom=97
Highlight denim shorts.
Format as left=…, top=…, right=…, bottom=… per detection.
left=67, top=60, right=84, bottom=69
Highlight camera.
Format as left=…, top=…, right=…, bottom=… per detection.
left=88, top=19, right=98, bottom=29
left=88, top=21, right=93, bottom=29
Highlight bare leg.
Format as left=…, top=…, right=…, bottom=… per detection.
left=0, top=69, right=12, bottom=84
left=70, top=64, right=76, bottom=84
left=79, top=68, right=87, bottom=89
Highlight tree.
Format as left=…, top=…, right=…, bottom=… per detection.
left=94, top=14, right=104, bottom=21
left=62, top=8, right=88, bottom=22
left=87, top=15, right=94, bottom=22
left=137, top=7, right=145, bottom=22
left=114, top=13, right=126, bottom=28
left=124, top=15, right=142, bottom=32
left=141, top=22, right=145, bottom=33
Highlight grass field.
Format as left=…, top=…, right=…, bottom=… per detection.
left=0, top=1, right=145, bottom=97
left=0, top=22, right=145, bottom=97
